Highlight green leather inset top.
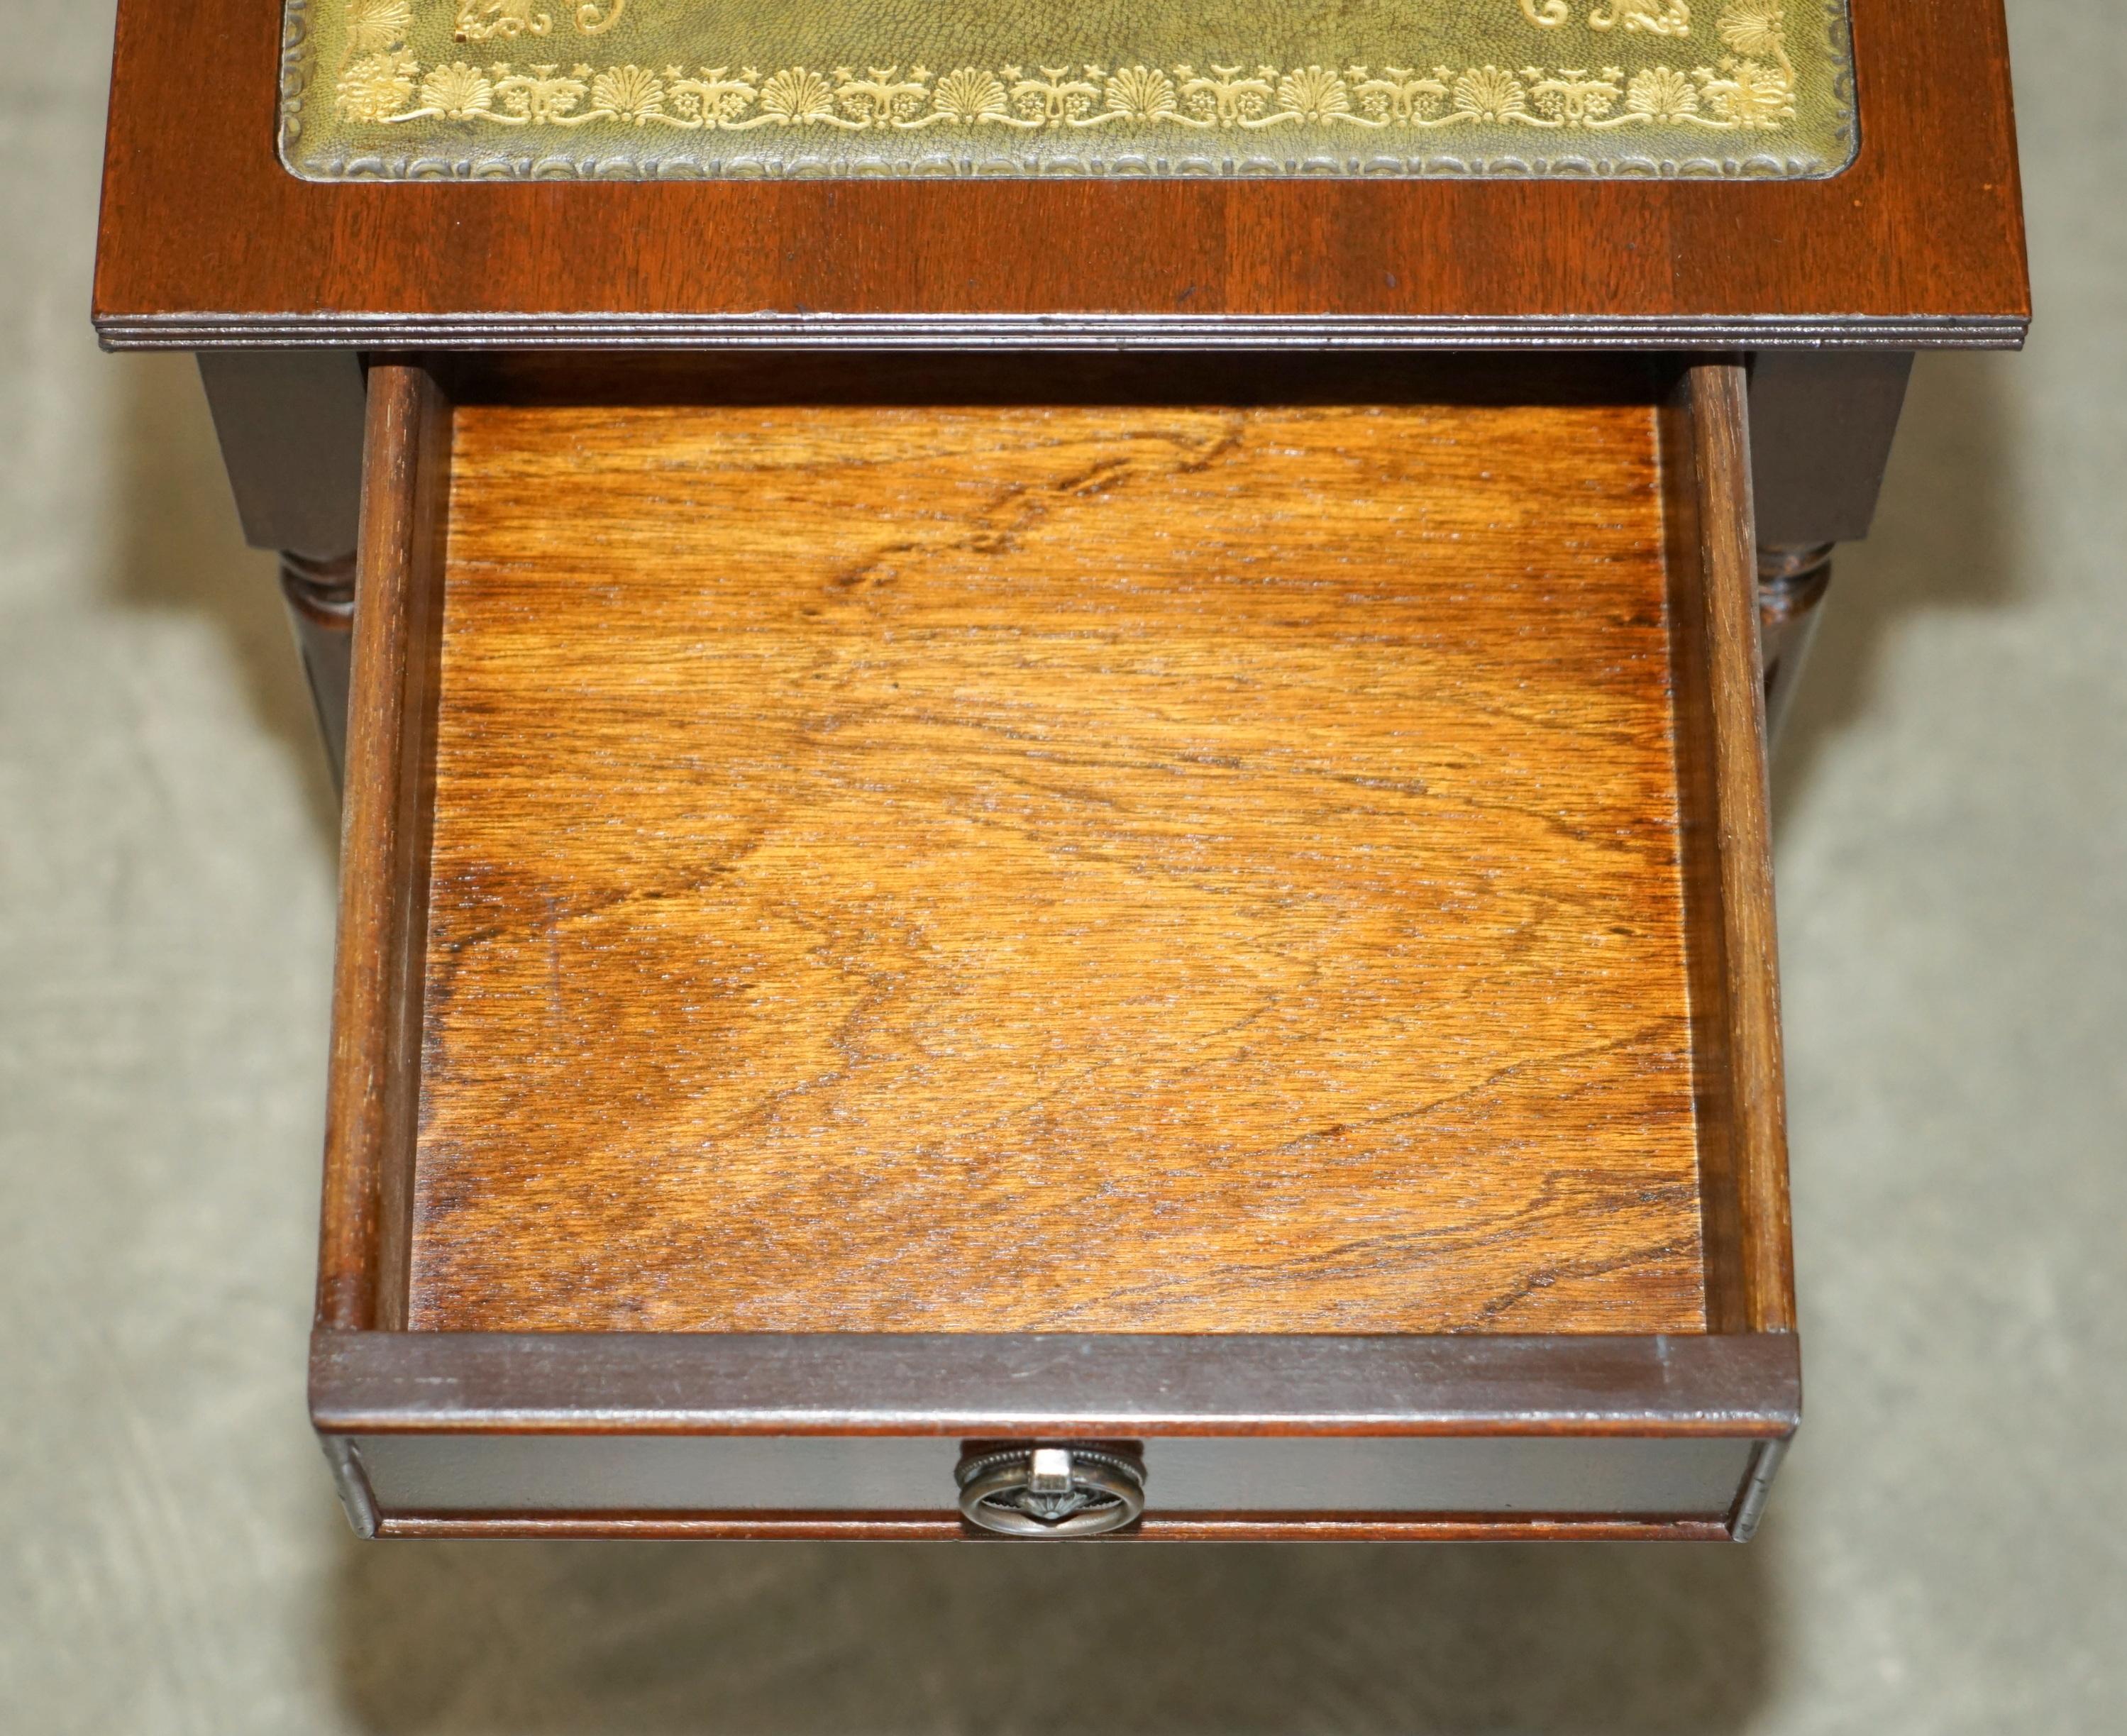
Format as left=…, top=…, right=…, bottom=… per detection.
left=281, top=0, right=1857, bottom=181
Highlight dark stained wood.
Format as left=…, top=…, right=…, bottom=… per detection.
left=1749, top=352, right=1916, bottom=547
left=410, top=389, right=1708, bottom=1336
left=279, top=551, right=355, bottom=787
left=1694, top=362, right=1796, bottom=1337
left=310, top=359, right=1795, bottom=1344
left=311, top=1329, right=1802, bottom=1437
left=195, top=351, right=369, bottom=559
left=95, top=1, right=2028, bottom=349
left=309, top=356, right=1796, bottom=1537
left=1669, top=362, right=1796, bottom=1335
left=1758, top=544, right=1838, bottom=742
left=315, top=363, right=451, bottom=1332
left=437, top=350, right=1664, bottom=412
left=1658, top=372, right=1742, bottom=1334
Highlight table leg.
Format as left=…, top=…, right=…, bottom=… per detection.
left=280, top=550, right=357, bottom=791
left=1757, top=543, right=1835, bottom=744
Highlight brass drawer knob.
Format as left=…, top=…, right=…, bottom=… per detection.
left=956, top=1444, right=1147, bottom=1538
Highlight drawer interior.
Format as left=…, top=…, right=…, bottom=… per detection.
left=330, top=356, right=1786, bottom=1348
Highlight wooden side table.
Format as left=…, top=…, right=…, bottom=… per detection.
left=96, top=0, right=2027, bottom=1540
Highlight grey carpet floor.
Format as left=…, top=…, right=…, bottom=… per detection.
left=3, top=1, right=2122, bottom=1730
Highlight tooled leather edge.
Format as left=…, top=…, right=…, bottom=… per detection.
left=279, top=0, right=1861, bottom=183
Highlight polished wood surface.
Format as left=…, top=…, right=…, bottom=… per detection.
left=317, top=363, right=451, bottom=1333
left=1758, top=543, right=1838, bottom=741
left=311, top=1327, right=1799, bottom=1539
left=311, top=360, right=1796, bottom=1539
left=196, top=351, right=368, bottom=560
left=278, top=551, right=356, bottom=786
left=94, top=1, right=2027, bottom=348
left=1689, top=363, right=1794, bottom=1334
left=311, top=1330, right=1802, bottom=1437
left=1655, top=362, right=1793, bottom=1334
left=407, top=389, right=1710, bottom=1335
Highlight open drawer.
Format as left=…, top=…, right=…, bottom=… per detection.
left=313, top=355, right=1794, bottom=1541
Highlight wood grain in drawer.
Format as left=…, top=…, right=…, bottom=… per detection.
left=409, top=397, right=1703, bottom=1337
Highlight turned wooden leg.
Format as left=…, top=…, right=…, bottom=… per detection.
left=1757, top=543, right=1835, bottom=744
left=280, top=551, right=356, bottom=790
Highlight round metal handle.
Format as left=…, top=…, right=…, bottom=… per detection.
left=956, top=1444, right=1147, bottom=1538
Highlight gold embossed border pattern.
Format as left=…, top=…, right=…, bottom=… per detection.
left=280, top=1, right=1857, bottom=182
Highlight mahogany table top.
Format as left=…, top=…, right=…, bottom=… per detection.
left=96, top=1, right=2027, bottom=349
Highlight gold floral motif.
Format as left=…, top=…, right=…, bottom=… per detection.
left=1176, top=65, right=1278, bottom=128
left=756, top=67, right=839, bottom=126
left=453, top=0, right=624, bottom=39
left=413, top=59, right=497, bottom=118
left=347, top=0, right=414, bottom=52
left=1453, top=66, right=1531, bottom=123
left=832, top=67, right=932, bottom=128
left=1589, top=1, right=1692, bottom=35
left=1698, top=57, right=1792, bottom=127
left=1704, top=2, right=1798, bottom=126
left=1531, top=67, right=1626, bottom=126
left=1349, top=67, right=1450, bottom=126
left=336, top=50, right=417, bottom=121
left=1100, top=65, right=1181, bottom=125
left=924, top=68, right=1010, bottom=127
left=1015, top=67, right=1105, bottom=127
left=1624, top=63, right=1701, bottom=120
left=453, top=1, right=548, bottom=43
left=495, top=63, right=588, bottom=121
left=1718, top=4, right=1788, bottom=52
left=333, top=1, right=1802, bottom=138
left=587, top=62, right=666, bottom=121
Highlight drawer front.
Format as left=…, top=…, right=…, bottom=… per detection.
left=346, top=1434, right=1762, bottom=1527
left=314, top=1327, right=1798, bottom=1540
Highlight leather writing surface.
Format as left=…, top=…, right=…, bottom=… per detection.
left=282, top=0, right=1857, bottom=180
